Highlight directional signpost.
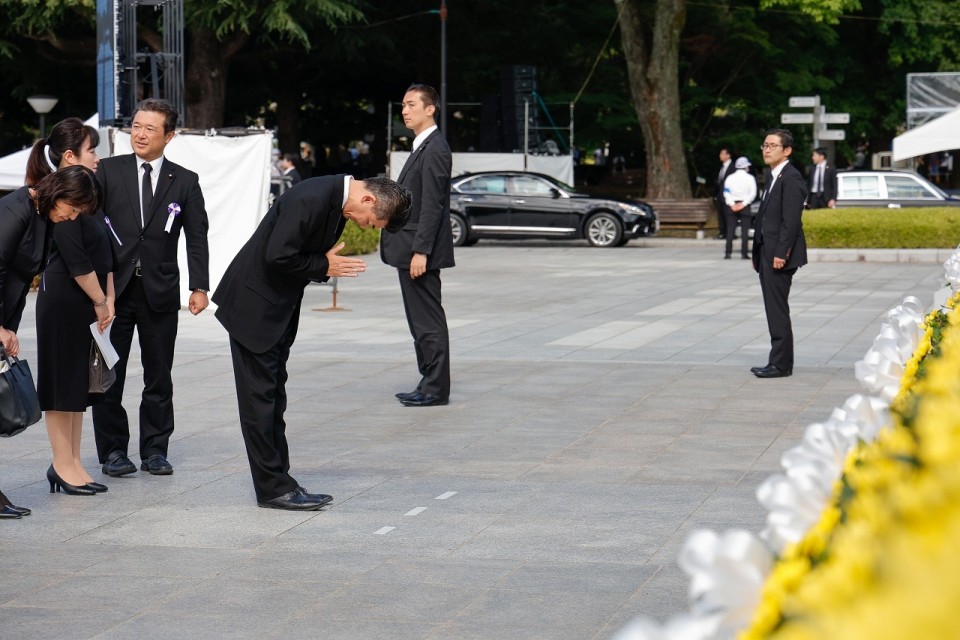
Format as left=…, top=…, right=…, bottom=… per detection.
left=781, top=95, right=849, bottom=148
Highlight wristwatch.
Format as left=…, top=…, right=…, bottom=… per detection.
left=193, top=288, right=208, bottom=294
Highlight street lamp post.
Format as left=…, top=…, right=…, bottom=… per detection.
left=27, top=95, right=59, bottom=138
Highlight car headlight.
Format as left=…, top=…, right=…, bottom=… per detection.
left=620, top=204, right=652, bottom=217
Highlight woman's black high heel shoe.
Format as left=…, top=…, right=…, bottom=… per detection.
left=85, top=482, right=108, bottom=493
left=47, top=466, right=96, bottom=496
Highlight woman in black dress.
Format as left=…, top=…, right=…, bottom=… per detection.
left=26, top=121, right=116, bottom=497
left=0, top=166, right=102, bottom=516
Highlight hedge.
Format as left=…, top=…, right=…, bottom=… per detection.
left=803, top=207, right=960, bottom=248
left=338, top=221, right=381, bottom=256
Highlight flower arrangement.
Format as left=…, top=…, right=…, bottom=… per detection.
left=614, top=249, right=960, bottom=640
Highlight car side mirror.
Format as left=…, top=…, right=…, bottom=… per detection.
left=550, top=188, right=560, bottom=199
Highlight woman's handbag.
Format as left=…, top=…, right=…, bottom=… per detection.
left=88, top=340, right=116, bottom=394
left=0, top=346, right=42, bottom=437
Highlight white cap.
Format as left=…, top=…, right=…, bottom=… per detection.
left=735, top=156, right=751, bottom=169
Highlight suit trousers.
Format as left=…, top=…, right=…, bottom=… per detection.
left=228, top=311, right=300, bottom=502
left=398, top=269, right=450, bottom=398
left=758, top=256, right=797, bottom=372
left=808, top=192, right=828, bottom=209
left=724, top=211, right=751, bottom=257
left=93, top=277, right=178, bottom=462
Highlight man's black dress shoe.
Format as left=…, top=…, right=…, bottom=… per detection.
left=0, top=505, right=22, bottom=519
left=258, top=489, right=332, bottom=511
left=399, top=392, right=448, bottom=407
left=750, top=364, right=769, bottom=374
left=753, top=364, right=791, bottom=378
left=296, top=486, right=333, bottom=505
left=102, top=451, right=137, bottom=477
left=141, top=454, right=174, bottom=475
left=4, top=504, right=31, bottom=516
left=395, top=390, right=420, bottom=401
left=0, top=490, right=30, bottom=515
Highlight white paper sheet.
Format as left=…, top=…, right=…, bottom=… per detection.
left=89, top=322, right=120, bottom=369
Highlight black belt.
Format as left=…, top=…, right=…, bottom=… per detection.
left=134, top=266, right=142, bottom=277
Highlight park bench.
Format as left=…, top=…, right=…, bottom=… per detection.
left=648, top=199, right=716, bottom=238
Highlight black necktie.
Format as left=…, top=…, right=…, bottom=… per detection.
left=141, top=163, right=153, bottom=226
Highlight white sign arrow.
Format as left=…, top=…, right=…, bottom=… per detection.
left=781, top=113, right=815, bottom=124
left=788, top=96, right=818, bottom=108
left=818, top=129, right=846, bottom=140
left=820, top=113, right=851, bottom=124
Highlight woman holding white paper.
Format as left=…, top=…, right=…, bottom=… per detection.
left=28, top=118, right=116, bottom=496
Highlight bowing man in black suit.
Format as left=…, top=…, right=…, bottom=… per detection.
left=92, top=98, right=211, bottom=478
left=751, top=128, right=808, bottom=379
left=213, top=176, right=410, bottom=510
left=381, top=84, right=456, bottom=407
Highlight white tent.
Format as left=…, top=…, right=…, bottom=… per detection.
left=0, top=147, right=31, bottom=190
left=892, top=106, right=960, bottom=161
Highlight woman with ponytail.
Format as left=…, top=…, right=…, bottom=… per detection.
left=25, top=118, right=119, bottom=498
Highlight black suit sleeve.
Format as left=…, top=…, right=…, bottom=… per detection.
left=775, top=168, right=807, bottom=259
left=180, top=176, right=210, bottom=291
left=263, top=187, right=336, bottom=280
left=411, top=142, right=452, bottom=256
left=0, top=197, right=29, bottom=323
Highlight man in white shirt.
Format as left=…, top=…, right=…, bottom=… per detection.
left=722, top=156, right=758, bottom=259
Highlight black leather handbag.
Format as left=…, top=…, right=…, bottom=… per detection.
left=0, top=346, right=42, bottom=437
left=88, top=340, right=116, bottom=394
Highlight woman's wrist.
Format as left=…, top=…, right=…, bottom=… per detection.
left=93, top=296, right=107, bottom=307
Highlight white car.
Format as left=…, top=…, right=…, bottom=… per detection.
left=835, top=170, right=960, bottom=208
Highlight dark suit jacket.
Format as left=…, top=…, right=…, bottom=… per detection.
left=97, top=154, right=210, bottom=312
left=213, top=176, right=348, bottom=354
left=380, top=130, right=455, bottom=270
left=716, top=161, right=737, bottom=213
left=284, top=168, right=302, bottom=186
left=0, top=187, right=49, bottom=331
left=753, top=162, right=808, bottom=271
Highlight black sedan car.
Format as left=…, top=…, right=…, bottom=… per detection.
left=448, top=171, right=658, bottom=247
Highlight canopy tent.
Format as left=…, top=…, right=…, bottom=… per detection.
left=892, top=106, right=960, bottom=161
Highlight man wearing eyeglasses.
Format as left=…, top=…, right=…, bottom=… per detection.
left=751, top=129, right=808, bottom=379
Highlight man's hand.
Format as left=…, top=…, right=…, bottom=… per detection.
left=410, top=252, right=427, bottom=279
left=731, top=203, right=745, bottom=213
left=772, top=257, right=786, bottom=270
left=326, top=242, right=367, bottom=277
left=189, top=291, right=209, bottom=315
left=827, top=199, right=836, bottom=208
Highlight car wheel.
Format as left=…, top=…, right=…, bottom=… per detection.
left=585, top=212, right=623, bottom=247
left=615, top=237, right=630, bottom=247
left=450, top=212, right=469, bottom=247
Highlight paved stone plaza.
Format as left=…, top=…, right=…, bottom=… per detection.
left=0, top=240, right=950, bottom=639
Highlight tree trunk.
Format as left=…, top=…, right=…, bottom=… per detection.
left=616, top=0, right=691, bottom=199
left=183, top=29, right=253, bottom=129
